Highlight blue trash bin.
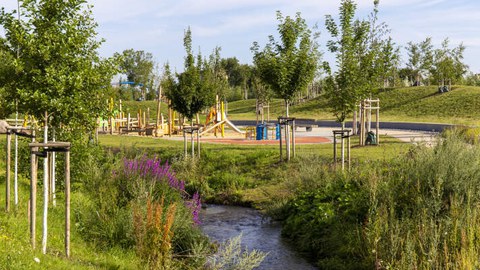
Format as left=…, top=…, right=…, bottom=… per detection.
left=256, top=124, right=264, bottom=140
left=275, top=124, right=280, bottom=140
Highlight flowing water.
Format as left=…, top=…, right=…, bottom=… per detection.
left=200, top=204, right=317, bottom=270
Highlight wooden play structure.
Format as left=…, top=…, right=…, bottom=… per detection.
left=353, top=98, right=380, bottom=146
left=99, top=96, right=245, bottom=138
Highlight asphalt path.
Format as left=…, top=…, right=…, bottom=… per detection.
left=231, top=120, right=454, bottom=132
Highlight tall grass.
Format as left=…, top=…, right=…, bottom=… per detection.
left=280, top=129, right=480, bottom=269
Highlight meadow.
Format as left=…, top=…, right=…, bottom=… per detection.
left=2, top=86, right=480, bottom=268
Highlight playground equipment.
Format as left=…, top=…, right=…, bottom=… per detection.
left=332, top=129, right=351, bottom=170
left=353, top=98, right=380, bottom=146
left=201, top=96, right=244, bottom=137
left=278, top=117, right=296, bottom=162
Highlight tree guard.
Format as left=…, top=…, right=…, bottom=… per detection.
left=333, top=129, right=351, bottom=171
left=278, top=117, right=296, bottom=162
left=28, top=142, right=71, bottom=257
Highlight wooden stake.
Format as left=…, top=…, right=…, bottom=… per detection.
left=30, top=146, right=38, bottom=249
left=155, top=86, right=162, bottom=137
left=6, top=131, right=11, bottom=212
left=65, top=149, right=70, bottom=258
left=42, top=115, right=49, bottom=254
left=279, top=121, right=283, bottom=162
left=292, top=120, right=296, bottom=158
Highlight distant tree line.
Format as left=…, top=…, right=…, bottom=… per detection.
left=0, top=0, right=478, bottom=129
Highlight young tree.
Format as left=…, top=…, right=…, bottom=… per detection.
left=431, top=38, right=467, bottom=86
left=0, top=0, right=117, bottom=136
left=323, top=0, right=381, bottom=125
left=378, top=37, right=401, bottom=88
left=164, top=28, right=215, bottom=122
left=251, top=11, right=320, bottom=117
left=406, top=37, right=434, bottom=85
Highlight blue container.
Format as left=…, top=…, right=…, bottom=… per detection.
left=275, top=124, right=280, bottom=140
left=256, top=124, right=264, bottom=140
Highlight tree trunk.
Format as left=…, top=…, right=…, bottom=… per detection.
left=285, top=99, right=289, bottom=118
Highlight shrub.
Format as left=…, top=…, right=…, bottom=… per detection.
left=79, top=153, right=209, bottom=268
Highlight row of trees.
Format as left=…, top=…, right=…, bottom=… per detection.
left=404, top=37, right=467, bottom=86
left=0, top=0, right=476, bottom=137
left=0, top=0, right=116, bottom=138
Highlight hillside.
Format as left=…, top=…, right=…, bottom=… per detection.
left=119, top=86, right=480, bottom=125
left=227, top=85, right=480, bottom=125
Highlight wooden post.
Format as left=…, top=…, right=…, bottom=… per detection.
left=183, top=129, right=187, bottom=157
left=65, top=149, right=71, bottom=258
left=292, top=120, right=296, bottom=158
left=127, top=113, right=131, bottom=131
left=14, top=126, right=19, bottom=207
left=286, top=122, right=290, bottom=161
left=279, top=120, right=283, bottom=162
left=333, top=133, right=337, bottom=169
left=196, top=129, right=201, bottom=158
left=42, top=116, right=49, bottom=254
left=191, top=126, right=195, bottom=158
left=52, top=131, right=56, bottom=207
left=156, top=87, right=162, bottom=137
left=30, top=146, right=38, bottom=249
left=376, top=101, right=380, bottom=145
left=14, top=112, right=18, bottom=207
left=347, top=133, right=351, bottom=170
left=341, top=130, right=345, bottom=171
left=352, top=111, right=357, bottom=135
left=6, top=131, right=11, bottom=212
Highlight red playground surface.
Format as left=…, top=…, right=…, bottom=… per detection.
left=200, top=136, right=330, bottom=145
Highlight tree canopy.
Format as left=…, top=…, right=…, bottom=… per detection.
left=115, top=49, right=155, bottom=100
left=0, top=0, right=117, bottom=133
left=163, top=28, right=216, bottom=121
left=323, top=0, right=391, bottom=123
left=252, top=11, right=320, bottom=116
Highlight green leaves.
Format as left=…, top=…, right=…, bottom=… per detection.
left=163, top=29, right=216, bottom=121
left=0, top=0, right=117, bottom=134
left=324, top=0, right=391, bottom=123
left=252, top=11, right=320, bottom=116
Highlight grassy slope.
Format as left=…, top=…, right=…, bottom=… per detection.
left=226, top=85, right=480, bottom=124
left=119, top=86, right=480, bottom=125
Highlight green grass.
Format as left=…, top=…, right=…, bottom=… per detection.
left=117, top=85, right=480, bottom=125
left=0, top=176, right=140, bottom=269
left=225, top=85, right=480, bottom=124
left=98, top=133, right=412, bottom=208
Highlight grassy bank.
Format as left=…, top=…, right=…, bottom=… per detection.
left=3, top=126, right=479, bottom=269
left=121, top=85, right=480, bottom=125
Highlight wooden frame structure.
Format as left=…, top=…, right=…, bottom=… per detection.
left=333, top=129, right=351, bottom=171
left=5, top=127, right=34, bottom=212
left=278, top=117, right=296, bottom=162
left=357, top=99, right=380, bottom=146
left=183, top=125, right=201, bottom=158
left=29, top=142, right=71, bottom=257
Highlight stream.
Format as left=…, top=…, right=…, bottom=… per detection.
left=199, top=204, right=318, bottom=270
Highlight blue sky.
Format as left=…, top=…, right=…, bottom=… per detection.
left=2, top=0, right=480, bottom=74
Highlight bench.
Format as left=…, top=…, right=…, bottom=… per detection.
left=295, top=124, right=317, bottom=132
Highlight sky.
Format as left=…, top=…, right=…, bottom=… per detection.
left=2, top=0, right=480, bottom=74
